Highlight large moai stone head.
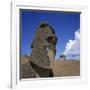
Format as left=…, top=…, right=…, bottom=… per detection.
left=30, top=22, right=57, bottom=69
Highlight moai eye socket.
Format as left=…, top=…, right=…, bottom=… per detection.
left=46, top=36, right=57, bottom=46
left=46, top=36, right=54, bottom=43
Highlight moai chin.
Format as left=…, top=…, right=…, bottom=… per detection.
left=30, top=22, right=57, bottom=77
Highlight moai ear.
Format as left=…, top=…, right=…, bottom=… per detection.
left=31, top=43, right=33, bottom=48
left=31, top=39, right=35, bottom=48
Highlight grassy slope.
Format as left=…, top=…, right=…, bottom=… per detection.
left=51, top=60, right=80, bottom=77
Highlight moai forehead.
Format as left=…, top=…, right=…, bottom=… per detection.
left=30, top=22, right=57, bottom=69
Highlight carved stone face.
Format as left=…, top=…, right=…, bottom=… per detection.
left=30, top=23, right=57, bottom=69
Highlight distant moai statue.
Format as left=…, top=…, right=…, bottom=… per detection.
left=29, top=22, right=57, bottom=77
left=60, top=54, right=66, bottom=60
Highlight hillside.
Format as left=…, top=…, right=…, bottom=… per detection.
left=51, top=60, right=80, bottom=77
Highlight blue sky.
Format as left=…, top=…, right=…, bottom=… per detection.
left=20, top=9, right=80, bottom=59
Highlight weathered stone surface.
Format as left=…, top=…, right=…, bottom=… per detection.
left=30, top=22, right=57, bottom=69
left=21, top=60, right=54, bottom=78
left=21, top=62, right=37, bottom=78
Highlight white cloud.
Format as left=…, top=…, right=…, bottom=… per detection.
left=63, top=29, right=80, bottom=60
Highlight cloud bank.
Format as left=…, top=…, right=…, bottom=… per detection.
left=63, top=29, right=80, bottom=60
